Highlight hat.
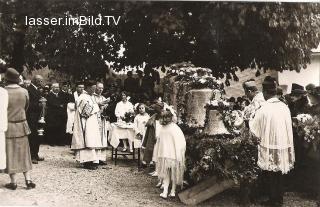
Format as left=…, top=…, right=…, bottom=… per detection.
left=5, top=68, right=20, bottom=84
left=313, top=86, right=320, bottom=96
left=306, top=83, right=316, bottom=91
left=290, top=83, right=307, bottom=95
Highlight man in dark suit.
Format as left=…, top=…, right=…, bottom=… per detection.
left=46, top=83, right=66, bottom=146
left=59, top=82, right=73, bottom=145
left=27, top=75, right=44, bottom=164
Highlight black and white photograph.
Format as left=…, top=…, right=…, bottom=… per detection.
left=0, top=0, right=320, bottom=206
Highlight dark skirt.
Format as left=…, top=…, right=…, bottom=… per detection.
left=5, top=136, right=32, bottom=174
left=142, top=126, right=156, bottom=163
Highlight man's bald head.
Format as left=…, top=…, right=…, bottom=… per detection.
left=32, top=75, right=44, bottom=87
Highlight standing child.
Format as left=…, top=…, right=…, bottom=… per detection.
left=156, top=110, right=186, bottom=199
left=133, top=103, right=150, bottom=162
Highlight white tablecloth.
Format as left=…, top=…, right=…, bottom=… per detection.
left=109, top=123, right=141, bottom=149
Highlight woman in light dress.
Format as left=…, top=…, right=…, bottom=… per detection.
left=115, top=91, right=134, bottom=152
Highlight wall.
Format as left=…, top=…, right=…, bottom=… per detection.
left=278, top=54, right=320, bottom=93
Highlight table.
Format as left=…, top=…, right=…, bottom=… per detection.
left=108, top=123, right=141, bottom=168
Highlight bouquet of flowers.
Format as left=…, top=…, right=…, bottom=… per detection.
left=295, top=114, right=320, bottom=145
left=122, top=111, right=135, bottom=123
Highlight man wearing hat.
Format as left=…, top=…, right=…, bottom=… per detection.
left=250, top=76, right=295, bottom=206
left=242, top=79, right=265, bottom=123
left=285, top=83, right=309, bottom=117
left=306, top=83, right=319, bottom=107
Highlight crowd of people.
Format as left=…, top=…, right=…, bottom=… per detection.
left=240, top=77, right=320, bottom=206
left=0, top=67, right=186, bottom=199
left=1, top=66, right=320, bottom=205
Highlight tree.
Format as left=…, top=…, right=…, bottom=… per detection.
left=0, top=1, right=320, bottom=79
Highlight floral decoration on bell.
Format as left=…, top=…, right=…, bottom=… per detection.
left=185, top=133, right=259, bottom=185
left=205, top=99, right=232, bottom=111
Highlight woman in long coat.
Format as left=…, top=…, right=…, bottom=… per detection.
left=4, top=68, right=35, bottom=190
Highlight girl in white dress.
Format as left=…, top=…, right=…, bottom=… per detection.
left=156, top=110, right=186, bottom=199
left=133, top=103, right=150, bottom=162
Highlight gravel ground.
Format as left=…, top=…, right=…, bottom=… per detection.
left=0, top=145, right=318, bottom=207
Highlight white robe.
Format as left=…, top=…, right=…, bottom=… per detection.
left=66, top=91, right=86, bottom=134
left=250, top=97, right=295, bottom=174
left=0, top=88, right=8, bottom=170
left=156, top=123, right=186, bottom=185
left=93, top=93, right=110, bottom=144
left=71, top=94, right=107, bottom=163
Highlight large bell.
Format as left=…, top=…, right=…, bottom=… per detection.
left=204, top=109, right=230, bottom=135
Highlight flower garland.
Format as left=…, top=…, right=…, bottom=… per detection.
left=185, top=133, right=260, bottom=185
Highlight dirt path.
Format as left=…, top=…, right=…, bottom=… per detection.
left=0, top=145, right=317, bottom=207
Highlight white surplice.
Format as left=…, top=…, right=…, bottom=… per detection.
left=250, top=97, right=295, bottom=174
left=71, top=93, right=107, bottom=163
left=0, top=87, right=8, bottom=169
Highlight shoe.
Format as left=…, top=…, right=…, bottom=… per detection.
left=140, top=162, right=147, bottom=168
left=156, top=182, right=162, bottom=188
left=25, top=180, right=36, bottom=189
left=36, top=156, right=44, bottom=161
left=148, top=171, right=156, bottom=176
left=130, top=149, right=133, bottom=153
left=169, top=191, right=176, bottom=197
left=160, top=192, right=168, bottom=199
left=99, top=161, right=107, bottom=165
left=151, top=172, right=158, bottom=177
left=4, top=183, right=17, bottom=190
left=32, top=159, right=38, bottom=164
left=122, top=148, right=127, bottom=152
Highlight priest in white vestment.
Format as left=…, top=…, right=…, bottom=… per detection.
left=71, top=82, right=107, bottom=170
left=93, top=82, right=110, bottom=155
left=250, top=76, right=294, bottom=206
left=0, top=87, right=8, bottom=170
left=66, top=83, right=86, bottom=134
